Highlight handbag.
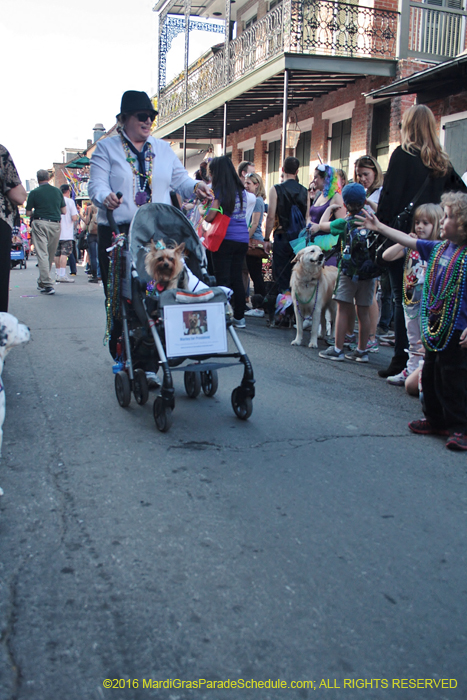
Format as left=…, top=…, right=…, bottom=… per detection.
left=390, top=175, right=431, bottom=233
left=197, top=206, right=230, bottom=252
left=77, top=229, right=88, bottom=251
left=247, top=239, right=268, bottom=259
left=369, top=175, right=431, bottom=266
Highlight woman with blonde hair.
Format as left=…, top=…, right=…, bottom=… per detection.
left=375, top=103, right=466, bottom=380
left=244, top=172, right=267, bottom=314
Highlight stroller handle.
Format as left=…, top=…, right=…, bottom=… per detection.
left=106, top=191, right=123, bottom=234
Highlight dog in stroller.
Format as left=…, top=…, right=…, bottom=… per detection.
left=106, top=203, right=255, bottom=432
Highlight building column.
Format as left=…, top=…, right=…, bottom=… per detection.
left=223, top=103, right=228, bottom=155
left=184, top=0, right=192, bottom=110
left=224, top=0, right=231, bottom=87
left=183, top=124, right=187, bottom=167
left=281, top=69, right=290, bottom=165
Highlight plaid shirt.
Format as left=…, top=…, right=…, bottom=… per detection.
left=0, top=145, right=22, bottom=227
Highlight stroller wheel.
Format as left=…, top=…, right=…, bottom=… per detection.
left=231, top=387, right=253, bottom=420
left=153, top=396, right=173, bottom=432
left=115, top=371, right=131, bottom=407
left=133, top=369, right=149, bottom=405
left=201, top=370, right=218, bottom=397
left=184, top=371, right=201, bottom=398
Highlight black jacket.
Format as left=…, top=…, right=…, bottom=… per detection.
left=377, top=146, right=466, bottom=226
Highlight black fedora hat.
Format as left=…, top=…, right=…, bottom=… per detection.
left=117, top=90, right=157, bottom=119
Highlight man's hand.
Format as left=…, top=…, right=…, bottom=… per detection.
left=194, top=182, right=213, bottom=201
left=459, top=328, right=467, bottom=348
left=264, top=240, right=272, bottom=254
left=104, top=192, right=122, bottom=210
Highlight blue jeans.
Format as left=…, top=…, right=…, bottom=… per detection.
left=88, top=234, right=98, bottom=277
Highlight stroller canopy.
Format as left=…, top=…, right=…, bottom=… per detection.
left=129, top=203, right=209, bottom=284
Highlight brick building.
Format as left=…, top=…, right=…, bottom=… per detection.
left=152, top=0, right=467, bottom=186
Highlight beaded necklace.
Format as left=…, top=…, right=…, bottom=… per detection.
left=119, top=131, right=154, bottom=206
left=421, top=241, right=467, bottom=351
left=403, top=249, right=424, bottom=319
left=296, top=282, right=319, bottom=321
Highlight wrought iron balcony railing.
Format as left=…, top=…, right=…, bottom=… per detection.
left=157, top=0, right=466, bottom=127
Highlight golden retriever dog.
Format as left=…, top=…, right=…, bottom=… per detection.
left=145, top=240, right=187, bottom=290
left=290, top=245, right=338, bottom=348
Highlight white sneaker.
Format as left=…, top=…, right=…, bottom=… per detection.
left=245, top=308, right=264, bottom=317
left=59, top=275, right=75, bottom=283
left=387, top=369, right=408, bottom=386
left=232, top=317, right=246, bottom=329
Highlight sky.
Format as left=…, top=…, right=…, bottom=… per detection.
left=1, top=0, right=221, bottom=183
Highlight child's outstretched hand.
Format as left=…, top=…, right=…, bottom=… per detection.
left=459, top=328, right=467, bottom=348
left=355, top=209, right=379, bottom=231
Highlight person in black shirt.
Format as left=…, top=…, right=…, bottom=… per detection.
left=264, top=157, right=307, bottom=292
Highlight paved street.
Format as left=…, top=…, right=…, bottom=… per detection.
left=0, top=263, right=466, bottom=700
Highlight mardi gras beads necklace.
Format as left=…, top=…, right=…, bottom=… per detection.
left=120, top=132, right=154, bottom=206
left=403, top=249, right=423, bottom=319
left=421, top=241, right=467, bottom=351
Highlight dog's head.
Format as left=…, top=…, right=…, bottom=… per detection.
left=189, top=313, right=200, bottom=329
left=0, top=313, right=30, bottom=366
left=292, top=245, right=325, bottom=272
left=145, top=241, right=185, bottom=283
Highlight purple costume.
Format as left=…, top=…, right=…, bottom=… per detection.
left=309, top=200, right=331, bottom=224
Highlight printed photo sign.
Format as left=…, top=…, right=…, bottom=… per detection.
left=163, top=302, right=227, bottom=357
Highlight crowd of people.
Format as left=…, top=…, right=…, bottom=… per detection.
left=2, top=92, right=467, bottom=450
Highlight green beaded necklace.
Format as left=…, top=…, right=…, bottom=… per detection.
left=421, top=241, right=467, bottom=351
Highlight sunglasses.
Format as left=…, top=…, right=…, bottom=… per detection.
left=135, top=111, right=156, bottom=123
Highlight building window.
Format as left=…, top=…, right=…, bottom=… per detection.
left=245, top=15, right=257, bottom=28
left=421, top=0, right=464, bottom=58
left=295, top=130, right=312, bottom=187
left=330, top=118, right=351, bottom=176
left=371, top=102, right=390, bottom=172
left=244, top=148, right=255, bottom=164
left=269, top=0, right=282, bottom=9
left=444, top=117, right=467, bottom=177
left=267, top=139, right=282, bottom=188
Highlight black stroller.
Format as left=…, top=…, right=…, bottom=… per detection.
left=108, top=203, right=255, bottom=432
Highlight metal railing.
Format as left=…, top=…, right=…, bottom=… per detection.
left=408, top=1, right=466, bottom=59
left=157, top=0, right=465, bottom=126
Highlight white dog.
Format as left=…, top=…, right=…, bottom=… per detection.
left=290, top=245, right=338, bottom=348
left=0, top=313, right=30, bottom=461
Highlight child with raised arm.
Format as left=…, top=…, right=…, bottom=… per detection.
left=318, top=183, right=380, bottom=363
left=358, top=192, right=467, bottom=451
left=382, top=203, right=443, bottom=387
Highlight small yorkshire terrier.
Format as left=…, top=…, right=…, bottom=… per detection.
left=145, top=240, right=187, bottom=291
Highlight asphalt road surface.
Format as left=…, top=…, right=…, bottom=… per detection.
left=0, top=263, right=466, bottom=700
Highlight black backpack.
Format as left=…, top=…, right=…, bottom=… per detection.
left=283, top=190, right=306, bottom=241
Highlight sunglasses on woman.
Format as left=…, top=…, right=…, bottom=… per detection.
left=135, top=111, right=156, bottom=123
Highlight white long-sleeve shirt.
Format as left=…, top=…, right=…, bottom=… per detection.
left=88, top=133, right=197, bottom=225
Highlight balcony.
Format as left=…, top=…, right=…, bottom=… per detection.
left=155, top=0, right=467, bottom=137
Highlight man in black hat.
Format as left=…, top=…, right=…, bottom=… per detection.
left=88, top=90, right=212, bottom=355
